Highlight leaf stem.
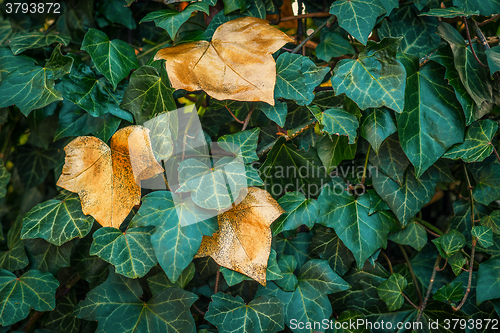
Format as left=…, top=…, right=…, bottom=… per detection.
left=463, top=17, right=488, bottom=68
left=453, top=239, right=476, bottom=311
left=414, top=217, right=443, bottom=236
left=453, top=164, right=478, bottom=312
left=192, top=304, right=206, bottom=316
left=291, top=16, right=336, bottom=54
left=398, top=244, right=423, bottom=306
left=416, top=256, right=441, bottom=322
left=380, top=250, right=393, bottom=274
left=402, top=292, right=419, bottom=310
left=241, top=104, right=255, bottom=131
left=225, top=106, right=244, bottom=124
left=436, top=258, right=448, bottom=271
left=257, top=120, right=318, bottom=157
left=161, top=160, right=169, bottom=190
left=214, top=264, right=220, bottom=294
left=491, top=144, right=500, bottom=164
left=478, top=13, right=500, bottom=26
left=361, top=145, right=370, bottom=185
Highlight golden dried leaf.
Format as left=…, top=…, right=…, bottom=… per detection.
left=56, top=126, right=163, bottom=228
left=154, top=17, right=293, bottom=105
left=195, top=187, right=285, bottom=285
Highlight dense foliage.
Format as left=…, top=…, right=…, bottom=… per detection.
left=1, top=0, right=500, bottom=332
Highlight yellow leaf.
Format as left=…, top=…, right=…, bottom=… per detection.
left=154, top=17, right=293, bottom=105
left=195, top=187, right=285, bottom=285
left=57, top=126, right=164, bottom=228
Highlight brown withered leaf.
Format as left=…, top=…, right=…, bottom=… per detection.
left=154, top=17, right=293, bottom=105
left=195, top=187, right=285, bottom=285
left=57, top=126, right=164, bottom=228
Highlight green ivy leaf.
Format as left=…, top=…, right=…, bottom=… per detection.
left=452, top=0, right=500, bottom=16
left=476, top=259, right=500, bottom=304
left=472, top=226, right=494, bottom=248
left=75, top=268, right=198, bottom=332
left=316, top=31, right=355, bottom=62
left=315, top=134, right=357, bottom=174
left=481, top=210, right=500, bottom=235
left=0, top=269, right=59, bottom=326
left=379, top=6, right=441, bottom=56
left=478, top=234, right=500, bottom=259
left=97, top=0, right=136, bottom=29
left=443, top=119, right=497, bottom=162
left=22, top=192, right=94, bottom=246
left=0, top=217, right=28, bottom=271
left=310, top=227, right=355, bottom=276
left=130, top=191, right=218, bottom=282
left=272, top=191, right=319, bottom=235
left=485, top=45, right=500, bottom=77
left=388, top=220, right=427, bottom=251
left=331, top=37, right=406, bottom=113
left=0, top=48, right=35, bottom=81
left=25, top=239, right=72, bottom=275
left=283, top=259, right=350, bottom=332
left=222, top=0, right=250, bottom=14
left=397, top=54, right=465, bottom=177
left=432, top=230, right=466, bottom=258
left=45, top=289, right=80, bottom=333
left=317, top=180, right=392, bottom=268
left=376, top=273, right=407, bottom=311
left=0, top=45, right=73, bottom=115
left=429, top=46, right=477, bottom=125
left=433, top=281, right=464, bottom=303
left=276, top=232, right=312, bottom=268
left=372, top=165, right=441, bottom=226
left=275, top=53, right=329, bottom=106
left=90, top=227, right=158, bottom=279
left=220, top=249, right=282, bottom=286
left=143, top=110, right=173, bottom=163
left=259, top=138, right=329, bottom=198
left=8, top=32, right=70, bottom=55
left=148, top=263, right=195, bottom=294
left=177, top=156, right=261, bottom=210
left=312, top=107, right=359, bottom=144
left=420, top=7, right=480, bottom=18
left=205, top=293, right=285, bottom=333
left=140, top=3, right=210, bottom=39
left=470, top=157, right=500, bottom=205
left=120, top=65, right=176, bottom=124
left=275, top=255, right=298, bottom=292
left=54, top=100, right=121, bottom=143
left=360, top=107, right=397, bottom=153
left=71, top=236, right=110, bottom=289
left=329, top=0, right=386, bottom=45
left=58, top=56, right=132, bottom=120
left=449, top=253, right=468, bottom=276
left=437, top=22, right=493, bottom=111
left=0, top=157, right=10, bottom=199
left=218, top=128, right=260, bottom=164
left=81, top=28, right=139, bottom=90
left=257, top=101, right=287, bottom=127
left=450, top=198, right=490, bottom=241
left=330, top=262, right=389, bottom=314
left=15, top=142, right=64, bottom=188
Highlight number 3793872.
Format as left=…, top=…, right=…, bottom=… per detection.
left=5, top=2, right=61, bottom=14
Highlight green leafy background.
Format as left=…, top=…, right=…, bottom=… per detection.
left=1, top=0, right=500, bottom=332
